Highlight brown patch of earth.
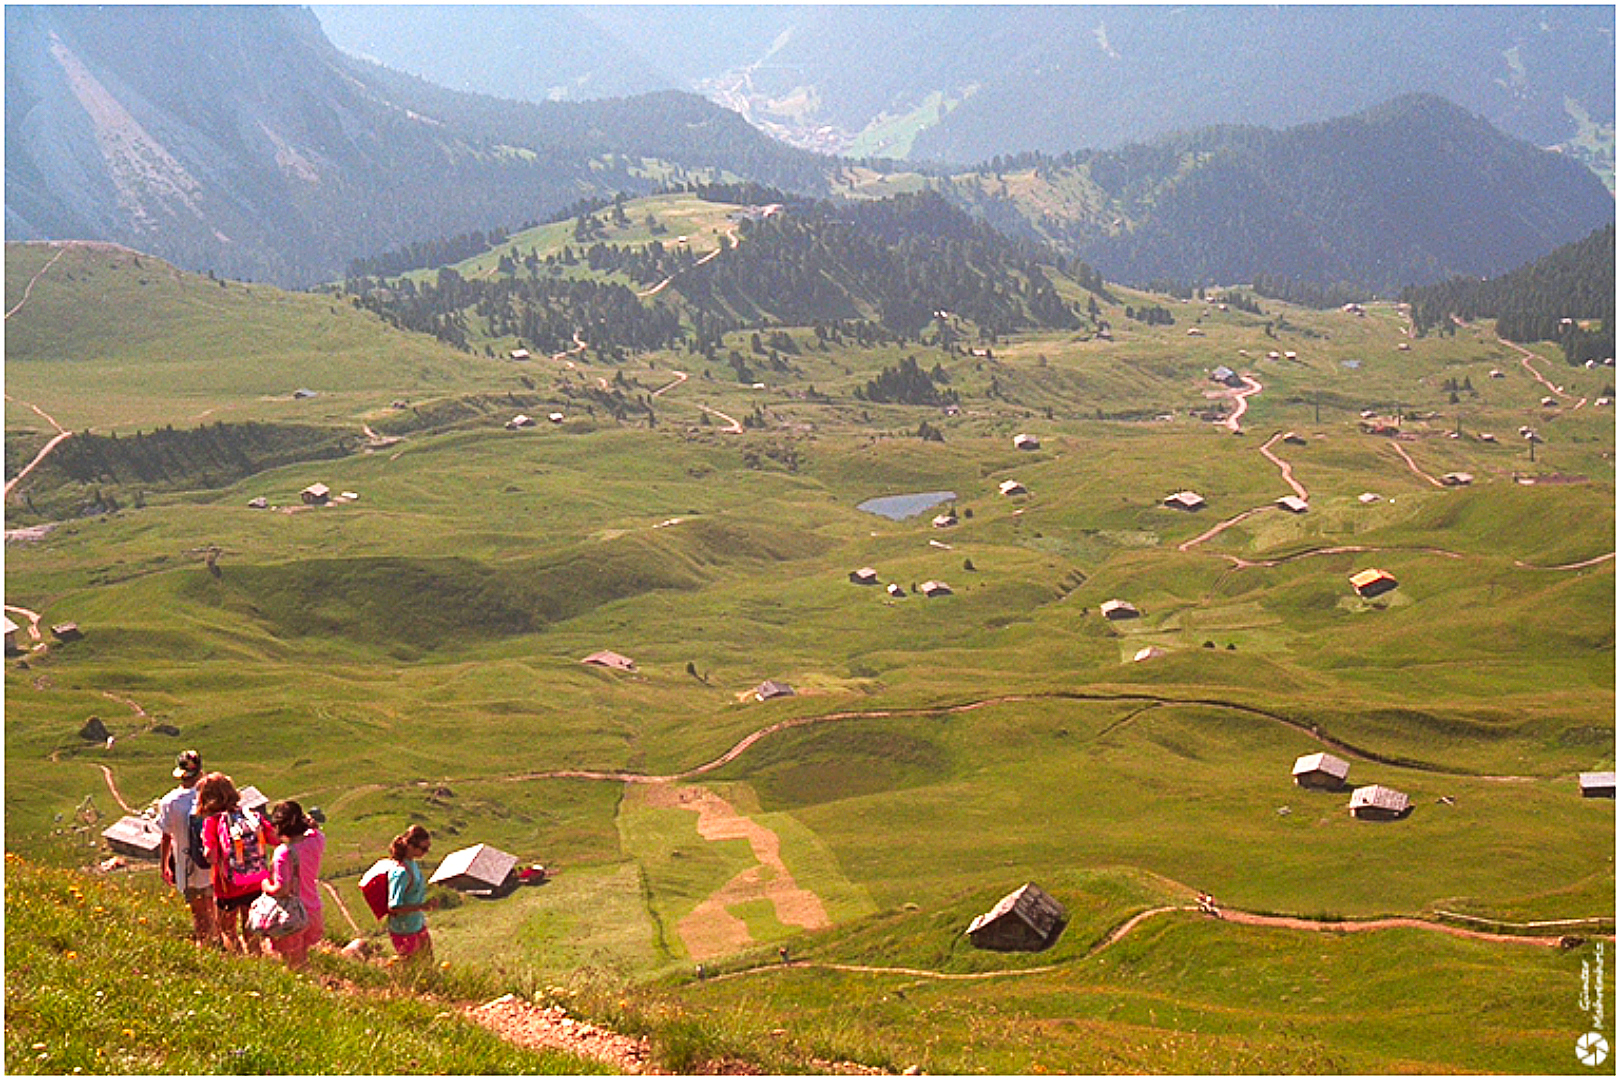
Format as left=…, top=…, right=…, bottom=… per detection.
left=641, top=784, right=831, bottom=961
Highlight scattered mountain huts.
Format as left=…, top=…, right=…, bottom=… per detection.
left=1013, top=433, right=1041, bottom=451
left=1276, top=495, right=1309, bottom=514
left=50, top=622, right=81, bottom=642
left=1100, top=599, right=1140, bottom=620
left=919, top=580, right=953, bottom=597
left=1163, top=491, right=1206, bottom=511
left=1440, top=472, right=1473, bottom=487
left=547, top=412, right=565, bottom=424
left=3, top=615, right=18, bottom=654
left=505, top=414, right=535, bottom=430
left=1579, top=772, right=1616, bottom=799
left=582, top=650, right=637, bottom=672
left=101, top=814, right=163, bottom=859
left=932, top=512, right=958, bottom=529
left=247, top=496, right=269, bottom=509
left=1133, top=645, right=1167, bottom=663
left=754, top=680, right=795, bottom=701
left=509, top=348, right=531, bottom=361
left=998, top=479, right=1028, bottom=496
left=1358, top=492, right=1382, bottom=504
left=966, top=883, right=1068, bottom=952
left=1348, top=784, right=1412, bottom=820
left=849, top=567, right=880, bottom=586
left=1349, top=569, right=1398, bottom=598
left=886, top=583, right=906, bottom=597
left=1210, top=365, right=1244, bottom=388
left=1292, top=752, right=1351, bottom=790
left=430, top=843, right=519, bottom=896
left=300, top=483, right=331, bottom=505
left=1282, top=431, right=1307, bottom=446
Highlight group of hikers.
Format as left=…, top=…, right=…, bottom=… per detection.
left=155, top=749, right=439, bottom=969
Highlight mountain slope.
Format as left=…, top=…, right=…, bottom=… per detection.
left=311, top=5, right=1616, bottom=175
left=4, top=6, right=830, bottom=286
left=938, top=95, right=1615, bottom=292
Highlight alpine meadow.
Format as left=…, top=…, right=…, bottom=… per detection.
left=4, top=5, right=1615, bottom=1076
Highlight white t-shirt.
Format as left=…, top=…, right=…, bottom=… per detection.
left=157, top=785, right=211, bottom=891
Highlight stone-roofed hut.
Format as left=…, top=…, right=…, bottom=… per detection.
left=1100, top=599, right=1140, bottom=620
left=966, top=883, right=1068, bottom=952
left=754, top=680, right=795, bottom=701
left=1579, top=772, right=1616, bottom=799
left=102, top=814, right=163, bottom=859
left=430, top=843, right=519, bottom=896
left=1292, top=752, right=1351, bottom=790
left=1348, top=784, right=1412, bottom=821
left=1163, top=491, right=1206, bottom=511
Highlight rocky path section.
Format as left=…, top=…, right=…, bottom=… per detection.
left=466, top=995, right=656, bottom=1074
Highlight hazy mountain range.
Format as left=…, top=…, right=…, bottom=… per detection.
left=312, top=5, right=1617, bottom=164
left=5, top=5, right=1613, bottom=292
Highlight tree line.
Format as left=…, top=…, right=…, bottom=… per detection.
left=1402, top=225, right=1614, bottom=364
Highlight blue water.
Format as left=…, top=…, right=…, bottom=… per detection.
left=857, top=491, right=957, bottom=520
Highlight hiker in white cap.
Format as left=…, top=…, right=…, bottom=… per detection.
left=157, top=750, right=218, bottom=947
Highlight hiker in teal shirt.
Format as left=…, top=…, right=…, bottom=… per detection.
left=385, top=825, right=437, bottom=960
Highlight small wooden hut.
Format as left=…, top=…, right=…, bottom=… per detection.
left=430, top=843, right=519, bottom=896
left=1292, top=752, right=1351, bottom=790
left=1349, top=569, right=1398, bottom=598
left=102, top=815, right=163, bottom=859
left=966, top=883, right=1068, bottom=952
left=1348, top=784, right=1412, bottom=821
left=1579, top=772, right=1616, bottom=799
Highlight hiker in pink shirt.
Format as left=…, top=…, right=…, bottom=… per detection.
left=262, top=800, right=325, bottom=970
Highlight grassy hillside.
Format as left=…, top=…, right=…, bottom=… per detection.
left=5, top=237, right=1613, bottom=1072
left=3, top=856, right=602, bottom=1074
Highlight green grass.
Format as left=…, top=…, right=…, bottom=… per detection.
left=2, top=855, right=604, bottom=1075
left=6, top=238, right=1613, bottom=1072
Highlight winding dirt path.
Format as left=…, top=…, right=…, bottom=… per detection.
left=650, top=370, right=688, bottom=398
left=1513, top=551, right=1616, bottom=571
left=4, top=395, right=74, bottom=501
left=697, top=404, right=744, bottom=434
left=1203, top=374, right=1263, bottom=433
left=1258, top=431, right=1308, bottom=500
left=1503, top=338, right=1562, bottom=398
left=5, top=243, right=71, bottom=321
left=322, top=880, right=363, bottom=936
left=98, top=765, right=136, bottom=814
left=709, top=898, right=1606, bottom=989
left=5, top=604, right=44, bottom=644
left=1176, top=506, right=1270, bottom=552
left=1385, top=439, right=1445, bottom=488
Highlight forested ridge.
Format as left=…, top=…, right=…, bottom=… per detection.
left=947, top=95, right=1613, bottom=294
left=344, top=191, right=1110, bottom=361
left=1402, top=225, right=1615, bottom=364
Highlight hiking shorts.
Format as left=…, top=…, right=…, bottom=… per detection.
left=390, top=927, right=432, bottom=958
left=182, top=885, right=213, bottom=903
